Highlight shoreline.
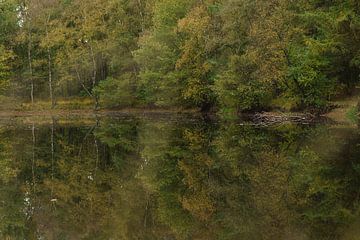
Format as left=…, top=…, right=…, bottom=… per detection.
left=0, top=95, right=357, bottom=124
left=0, top=107, right=352, bottom=122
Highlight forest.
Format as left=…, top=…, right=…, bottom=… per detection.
left=0, top=0, right=360, bottom=113
left=2, top=1, right=360, bottom=239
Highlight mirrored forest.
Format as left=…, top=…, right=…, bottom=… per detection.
left=0, top=116, right=360, bottom=240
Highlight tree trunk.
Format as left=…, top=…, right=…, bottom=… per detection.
left=28, top=25, right=34, bottom=105
left=75, top=67, right=93, bottom=98
left=32, top=123, right=36, bottom=192
left=46, top=14, right=55, bottom=108
left=88, top=42, right=99, bottom=109
left=51, top=117, right=54, bottom=182
left=89, top=43, right=97, bottom=89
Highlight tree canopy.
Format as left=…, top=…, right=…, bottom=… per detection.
left=0, top=0, right=359, bottom=112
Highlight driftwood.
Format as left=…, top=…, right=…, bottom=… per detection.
left=250, top=112, right=317, bottom=126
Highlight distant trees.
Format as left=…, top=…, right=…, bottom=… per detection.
left=134, top=0, right=196, bottom=107
left=1, top=0, right=360, bottom=112
left=0, top=0, right=17, bottom=93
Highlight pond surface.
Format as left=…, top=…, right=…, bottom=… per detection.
left=0, top=115, right=360, bottom=240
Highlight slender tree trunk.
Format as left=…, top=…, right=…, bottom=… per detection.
left=32, top=123, right=36, bottom=193
left=88, top=43, right=99, bottom=109
left=48, top=50, right=53, bottom=106
left=89, top=43, right=97, bottom=89
left=94, top=118, right=99, bottom=179
left=75, top=67, right=93, bottom=97
left=94, top=138, right=99, bottom=179
left=46, top=14, right=55, bottom=108
left=51, top=117, right=54, bottom=183
left=50, top=117, right=57, bottom=209
left=28, top=24, right=34, bottom=105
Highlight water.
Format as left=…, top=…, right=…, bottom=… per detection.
left=0, top=115, right=359, bottom=240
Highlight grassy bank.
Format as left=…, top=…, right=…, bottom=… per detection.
left=0, top=96, right=199, bottom=116
left=0, top=95, right=358, bottom=124
left=0, top=96, right=95, bottom=111
left=19, top=98, right=95, bottom=111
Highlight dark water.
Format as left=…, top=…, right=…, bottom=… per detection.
left=1, top=115, right=360, bottom=240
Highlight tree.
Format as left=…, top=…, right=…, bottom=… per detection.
left=0, top=0, right=17, bottom=93
left=176, top=1, right=219, bottom=111
left=134, top=0, right=196, bottom=107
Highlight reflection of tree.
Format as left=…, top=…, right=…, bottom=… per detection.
left=1, top=118, right=360, bottom=239
left=179, top=126, right=217, bottom=223
left=213, top=123, right=360, bottom=240
left=35, top=117, right=156, bottom=239
left=212, top=123, right=298, bottom=240
left=0, top=118, right=166, bottom=239
left=139, top=120, right=296, bottom=239
left=0, top=127, right=27, bottom=239
left=290, top=127, right=360, bottom=240
left=140, top=120, right=360, bottom=240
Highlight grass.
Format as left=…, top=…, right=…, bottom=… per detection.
left=0, top=96, right=199, bottom=119
left=346, top=106, right=359, bottom=123
left=0, top=96, right=96, bottom=111
left=20, top=97, right=95, bottom=111
left=0, top=94, right=358, bottom=123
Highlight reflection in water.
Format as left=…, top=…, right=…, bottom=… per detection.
left=0, top=116, right=359, bottom=239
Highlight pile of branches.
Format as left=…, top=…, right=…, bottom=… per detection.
left=251, top=112, right=316, bottom=126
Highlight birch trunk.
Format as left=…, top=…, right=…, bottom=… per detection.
left=46, top=14, right=54, bottom=108
left=28, top=24, right=34, bottom=105
left=32, top=123, right=36, bottom=192
left=88, top=43, right=99, bottom=109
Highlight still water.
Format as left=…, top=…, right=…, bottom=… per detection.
left=0, top=114, right=359, bottom=240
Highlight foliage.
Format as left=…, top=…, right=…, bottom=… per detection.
left=1, top=0, right=360, bottom=112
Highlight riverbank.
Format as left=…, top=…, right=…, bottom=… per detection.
left=0, top=97, right=199, bottom=115
left=246, top=94, right=360, bottom=125
left=0, top=96, right=358, bottom=124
